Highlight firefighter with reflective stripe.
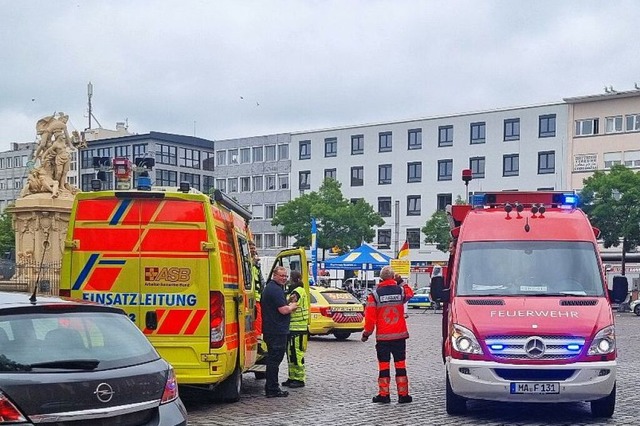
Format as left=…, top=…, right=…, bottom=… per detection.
left=282, top=270, right=309, bottom=388
left=361, top=265, right=414, bottom=404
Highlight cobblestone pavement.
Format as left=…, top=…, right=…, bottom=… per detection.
left=184, top=310, right=640, bottom=426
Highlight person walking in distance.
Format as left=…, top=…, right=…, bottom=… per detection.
left=361, top=266, right=414, bottom=403
left=261, top=266, right=298, bottom=398
left=249, top=241, right=264, bottom=337
left=283, top=270, right=309, bottom=388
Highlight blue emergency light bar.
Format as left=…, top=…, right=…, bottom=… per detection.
left=471, top=191, right=579, bottom=209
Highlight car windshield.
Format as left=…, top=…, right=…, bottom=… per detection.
left=456, top=241, right=604, bottom=297
left=0, top=311, right=159, bottom=372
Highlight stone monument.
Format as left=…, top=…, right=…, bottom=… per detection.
left=7, top=112, right=85, bottom=293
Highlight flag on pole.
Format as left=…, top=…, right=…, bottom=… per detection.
left=397, top=240, right=409, bottom=259
left=311, top=217, right=318, bottom=285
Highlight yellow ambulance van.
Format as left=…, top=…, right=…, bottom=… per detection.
left=60, top=185, right=308, bottom=401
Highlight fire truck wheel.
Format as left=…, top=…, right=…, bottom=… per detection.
left=634, top=305, right=640, bottom=316
left=217, top=366, right=242, bottom=403
left=254, top=371, right=266, bottom=380
left=445, top=372, right=467, bottom=415
left=590, top=383, right=615, bottom=418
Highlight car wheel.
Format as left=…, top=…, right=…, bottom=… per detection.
left=591, top=383, right=615, bottom=418
left=634, top=305, right=640, bottom=316
left=254, top=371, right=266, bottom=380
left=333, top=332, right=351, bottom=340
left=217, top=366, right=242, bottom=402
left=445, top=371, right=467, bottom=415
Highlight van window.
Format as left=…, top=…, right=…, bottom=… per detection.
left=456, top=241, right=604, bottom=297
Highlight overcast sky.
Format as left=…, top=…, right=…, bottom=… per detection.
left=2, top=1, right=639, bottom=151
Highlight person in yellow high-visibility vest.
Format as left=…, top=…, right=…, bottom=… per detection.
left=249, top=241, right=264, bottom=336
left=282, top=270, right=309, bottom=388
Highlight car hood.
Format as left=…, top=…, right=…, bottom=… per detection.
left=0, top=359, right=169, bottom=421
left=451, top=297, right=613, bottom=338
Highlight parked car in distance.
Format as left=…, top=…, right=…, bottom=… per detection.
left=407, top=287, right=432, bottom=309
left=0, top=291, right=187, bottom=425
left=308, top=287, right=365, bottom=340
left=631, top=298, right=640, bottom=316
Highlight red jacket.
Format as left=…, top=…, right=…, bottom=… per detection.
left=363, top=279, right=414, bottom=341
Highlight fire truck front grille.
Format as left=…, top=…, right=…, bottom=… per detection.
left=465, top=299, right=505, bottom=305
left=485, top=335, right=586, bottom=360
left=560, top=299, right=599, bottom=306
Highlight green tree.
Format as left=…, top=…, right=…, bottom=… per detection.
left=581, top=165, right=640, bottom=274
left=272, top=179, right=384, bottom=254
left=421, top=195, right=464, bottom=253
left=0, top=210, right=15, bottom=257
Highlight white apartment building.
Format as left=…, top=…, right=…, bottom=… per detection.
left=291, top=103, right=569, bottom=263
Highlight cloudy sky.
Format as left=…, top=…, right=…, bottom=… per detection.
left=2, top=1, right=639, bottom=150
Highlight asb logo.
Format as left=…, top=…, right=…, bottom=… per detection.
left=145, top=267, right=191, bottom=282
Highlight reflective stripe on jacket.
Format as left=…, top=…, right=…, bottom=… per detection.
left=289, top=286, right=309, bottom=332
left=364, top=279, right=413, bottom=341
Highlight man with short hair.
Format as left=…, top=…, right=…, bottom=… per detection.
left=362, top=265, right=414, bottom=404
left=261, top=266, right=298, bottom=398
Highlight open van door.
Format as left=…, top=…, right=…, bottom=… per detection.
left=268, top=248, right=310, bottom=326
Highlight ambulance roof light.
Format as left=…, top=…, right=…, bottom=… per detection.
left=90, top=179, right=102, bottom=191
left=178, top=181, right=191, bottom=193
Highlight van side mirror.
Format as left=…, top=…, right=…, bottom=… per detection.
left=430, top=276, right=445, bottom=302
left=145, top=311, right=158, bottom=330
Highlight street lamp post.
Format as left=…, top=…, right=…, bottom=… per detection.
left=612, top=189, right=627, bottom=276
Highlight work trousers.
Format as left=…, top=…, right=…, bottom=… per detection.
left=375, top=338, right=409, bottom=397
left=286, top=331, right=308, bottom=382
left=264, top=333, right=288, bottom=394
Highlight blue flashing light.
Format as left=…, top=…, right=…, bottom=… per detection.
left=563, top=193, right=578, bottom=207
left=489, top=344, right=505, bottom=351
left=137, top=176, right=152, bottom=191
left=566, top=344, right=581, bottom=351
left=471, top=193, right=486, bottom=206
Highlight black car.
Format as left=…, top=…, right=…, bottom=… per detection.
left=0, top=291, right=187, bottom=425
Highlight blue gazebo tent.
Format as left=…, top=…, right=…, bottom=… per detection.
left=321, top=243, right=391, bottom=271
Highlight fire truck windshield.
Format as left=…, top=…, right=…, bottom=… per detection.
left=456, top=241, right=604, bottom=297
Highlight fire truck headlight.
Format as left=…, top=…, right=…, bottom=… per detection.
left=451, top=324, right=483, bottom=355
left=588, top=325, right=615, bottom=356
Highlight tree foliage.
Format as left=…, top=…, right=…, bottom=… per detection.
left=421, top=195, right=464, bottom=253
left=271, top=179, right=384, bottom=252
left=580, top=165, right=640, bottom=253
left=0, top=210, right=15, bottom=257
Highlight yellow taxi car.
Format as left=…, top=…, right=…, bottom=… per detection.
left=308, top=287, right=365, bottom=340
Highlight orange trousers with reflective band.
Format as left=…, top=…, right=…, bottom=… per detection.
left=375, top=339, right=409, bottom=396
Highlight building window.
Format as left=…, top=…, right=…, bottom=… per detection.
left=203, top=176, right=215, bottom=193
left=407, top=228, right=421, bottom=249
left=377, top=229, right=391, bottom=249
left=299, top=140, right=311, bottom=160
left=378, top=197, right=391, bottom=217
left=438, top=125, right=453, bottom=147
left=324, top=138, right=337, bottom=157
left=538, top=151, right=555, bottom=174
left=157, top=144, right=177, bottom=165
left=504, top=118, right=520, bottom=141
left=115, top=145, right=130, bottom=158
left=266, top=175, right=276, bottom=190
left=324, top=168, right=336, bottom=180
left=253, top=175, right=263, bottom=191
left=437, top=193, right=452, bottom=211
left=227, top=149, right=239, bottom=165
left=133, top=144, right=147, bottom=158
left=180, top=172, right=200, bottom=191
left=407, top=195, right=421, bottom=216
left=378, top=164, right=392, bottom=185
left=240, top=148, right=251, bottom=163
left=470, top=122, right=486, bottom=144
left=299, top=171, right=311, bottom=190
left=408, top=129, right=422, bottom=150
left=626, top=114, right=640, bottom=132
left=623, top=151, right=640, bottom=168
left=575, top=118, right=599, bottom=136
left=240, top=177, right=251, bottom=192
left=438, top=159, right=453, bottom=181
left=470, top=157, right=485, bottom=179
left=351, top=166, right=364, bottom=186
left=278, top=234, right=288, bottom=248
left=180, top=148, right=200, bottom=169
left=252, top=205, right=264, bottom=220
left=264, top=233, right=276, bottom=248
left=253, top=233, right=263, bottom=248
left=278, top=174, right=289, bottom=190
left=156, top=169, right=177, bottom=187
left=503, top=154, right=519, bottom=177
left=379, top=132, right=392, bottom=152
left=265, top=145, right=276, bottom=161
left=253, top=146, right=264, bottom=162
left=265, top=204, right=276, bottom=220
left=605, top=116, right=624, bottom=134
left=215, top=178, right=226, bottom=192
left=228, top=178, right=238, bottom=193
left=216, top=150, right=226, bottom=166
left=604, top=152, right=622, bottom=169
left=351, top=135, right=364, bottom=155
left=539, top=114, right=556, bottom=138
left=407, top=162, right=422, bottom=183
left=278, top=144, right=289, bottom=160
left=202, top=152, right=215, bottom=171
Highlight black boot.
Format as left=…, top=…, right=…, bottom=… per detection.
left=372, top=394, right=391, bottom=403
left=398, top=395, right=413, bottom=403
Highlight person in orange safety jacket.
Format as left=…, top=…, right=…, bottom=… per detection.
left=361, top=265, right=414, bottom=404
